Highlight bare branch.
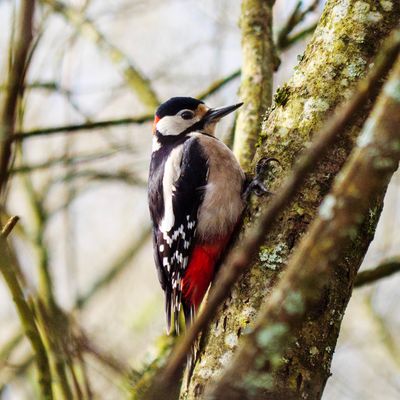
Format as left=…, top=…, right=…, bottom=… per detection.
left=75, top=226, right=152, bottom=308
left=281, top=22, right=318, bottom=50
left=1, top=216, right=19, bottom=237
left=13, top=114, right=153, bottom=140
left=10, top=148, right=126, bottom=174
left=0, top=226, right=153, bottom=388
left=0, top=221, right=53, bottom=399
left=40, top=0, right=159, bottom=110
left=0, top=0, right=35, bottom=192
left=355, top=257, right=400, bottom=287
left=77, top=332, right=130, bottom=376
left=276, top=0, right=320, bottom=50
left=52, top=169, right=147, bottom=187
left=196, top=69, right=241, bottom=100
left=12, top=69, right=242, bottom=141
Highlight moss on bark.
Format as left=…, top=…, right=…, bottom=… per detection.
left=206, top=56, right=400, bottom=399
left=185, top=1, right=400, bottom=399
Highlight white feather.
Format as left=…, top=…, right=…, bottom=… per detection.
left=152, top=136, right=161, bottom=151
left=156, top=115, right=200, bottom=136
left=160, top=144, right=184, bottom=233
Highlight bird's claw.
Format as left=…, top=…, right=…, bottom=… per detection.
left=245, top=179, right=270, bottom=197
left=242, top=157, right=280, bottom=201
left=255, top=157, right=280, bottom=176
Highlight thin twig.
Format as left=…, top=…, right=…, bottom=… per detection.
left=0, top=81, right=69, bottom=94
left=0, top=0, right=35, bottom=192
left=13, top=114, right=153, bottom=140
left=0, top=218, right=53, bottom=399
left=0, top=331, right=24, bottom=369
left=12, top=68, right=242, bottom=141
left=34, top=299, right=74, bottom=400
left=40, top=0, right=159, bottom=110
left=10, top=148, right=126, bottom=174
left=1, top=216, right=19, bottom=236
left=282, top=22, right=318, bottom=50
left=364, top=294, right=400, bottom=368
left=17, top=145, right=74, bottom=398
left=0, top=226, right=152, bottom=385
left=144, top=28, right=400, bottom=396
left=78, top=333, right=130, bottom=377
left=196, top=69, right=241, bottom=100
left=76, top=226, right=152, bottom=308
left=52, top=169, right=147, bottom=187
left=355, top=257, right=400, bottom=287
left=276, top=0, right=320, bottom=50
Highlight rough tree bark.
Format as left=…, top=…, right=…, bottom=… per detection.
left=207, top=54, right=400, bottom=400
left=185, top=1, right=400, bottom=399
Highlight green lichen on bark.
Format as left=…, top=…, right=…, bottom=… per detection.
left=207, top=57, right=400, bottom=399
left=130, top=335, right=176, bottom=399
left=184, top=1, right=400, bottom=399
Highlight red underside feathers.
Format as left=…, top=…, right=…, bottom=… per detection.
left=181, top=238, right=229, bottom=309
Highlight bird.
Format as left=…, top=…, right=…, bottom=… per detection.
left=148, top=96, right=273, bottom=335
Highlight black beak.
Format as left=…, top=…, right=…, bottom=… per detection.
left=203, top=102, right=243, bottom=123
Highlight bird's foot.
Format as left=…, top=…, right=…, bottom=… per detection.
left=242, top=157, right=280, bottom=201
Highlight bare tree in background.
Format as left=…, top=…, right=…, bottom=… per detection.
left=1, top=1, right=400, bottom=400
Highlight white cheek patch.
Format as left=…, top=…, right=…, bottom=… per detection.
left=156, top=115, right=200, bottom=136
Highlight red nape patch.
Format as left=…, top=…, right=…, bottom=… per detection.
left=181, top=239, right=229, bottom=309
left=152, top=115, right=160, bottom=134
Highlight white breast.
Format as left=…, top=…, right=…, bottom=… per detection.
left=190, top=133, right=245, bottom=241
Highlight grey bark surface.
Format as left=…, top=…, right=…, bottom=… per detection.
left=185, top=1, right=400, bottom=399
left=207, top=55, right=400, bottom=400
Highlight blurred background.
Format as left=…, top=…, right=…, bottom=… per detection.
left=0, top=0, right=399, bottom=398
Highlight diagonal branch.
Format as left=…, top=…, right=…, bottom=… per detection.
left=144, top=26, right=400, bottom=400
left=0, top=216, right=53, bottom=400
left=75, top=226, right=152, bottom=308
left=187, top=3, right=400, bottom=395
left=40, top=0, right=159, bottom=110
left=354, top=257, right=400, bottom=287
left=208, top=54, right=400, bottom=399
left=12, top=68, right=242, bottom=141
left=0, top=0, right=35, bottom=192
left=276, top=0, right=320, bottom=50
left=13, top=114, right=154, bottom=140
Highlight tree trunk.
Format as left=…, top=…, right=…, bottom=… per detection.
left=207, top=55, right=400, bottom=399
left=185, top=1, right=400, bottom=398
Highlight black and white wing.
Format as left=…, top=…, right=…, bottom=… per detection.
left=148, top=137, right=208, bottom=333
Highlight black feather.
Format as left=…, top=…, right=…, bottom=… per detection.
left=155, top=97, right=203, bottom=118
left=148, top=136, right=208, bottom=333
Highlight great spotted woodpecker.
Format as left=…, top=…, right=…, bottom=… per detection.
left=148, top=97, right=271, bottom=334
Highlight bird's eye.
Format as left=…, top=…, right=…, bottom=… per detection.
left=180, top=111, right=194, bottom=120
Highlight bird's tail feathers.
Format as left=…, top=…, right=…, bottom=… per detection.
left=182, top=301, right=198, bottom=387
left=165, top=289, right=172, bottom=334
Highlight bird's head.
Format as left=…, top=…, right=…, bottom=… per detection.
left=152, top=97, right=242, bottom=138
